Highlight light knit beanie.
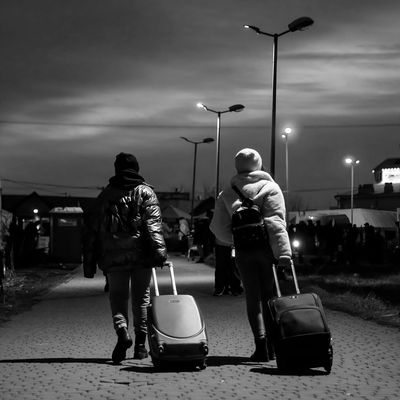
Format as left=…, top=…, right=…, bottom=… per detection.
left=235, top=148, right=263, bottom=173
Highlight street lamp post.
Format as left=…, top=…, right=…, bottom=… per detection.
left=345, top=157, right=360, bottom=225
left=244, top=17, right=313, bottom=178
left=196, top=103, right=245, bottom=199
left=282, top=127, right=291, bottom=223
left=180, top=136, right=214, bottom=229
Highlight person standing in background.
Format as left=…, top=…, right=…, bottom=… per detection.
left=213, top=238, right=243, bottom=296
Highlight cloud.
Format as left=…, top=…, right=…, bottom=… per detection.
left=1, top=0, right=400, bottom=209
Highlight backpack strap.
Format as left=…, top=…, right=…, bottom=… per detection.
left=232, top=185, right=254, bottom=207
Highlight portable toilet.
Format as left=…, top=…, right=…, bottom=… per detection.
left=49, top=207, right=84, bottom=263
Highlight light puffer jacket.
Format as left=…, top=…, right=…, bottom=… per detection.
left=83, top=183, right=167, bottom=277
left=209, top=170, right=292, bottom=262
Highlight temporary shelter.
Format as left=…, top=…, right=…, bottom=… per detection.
left=49, top=207, right=84, bottom=263
left=161, top=205, right=191, bottom=220
left=290, top=208, right=398, bottom=229
left=191, top=197, right=215, bottom=216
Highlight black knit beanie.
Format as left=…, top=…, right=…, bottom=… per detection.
left=114, top=152, right=140, bottom=173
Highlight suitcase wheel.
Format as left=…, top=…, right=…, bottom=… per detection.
left=275, top=352, right=288, bottom=372
left=197, top=360, right=207, bottom=370
left=324, top=344, right=333, bottom=374
left=151, top=358, right=164, bottom=370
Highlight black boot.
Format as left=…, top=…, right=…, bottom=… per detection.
left=250, top=337, right=269, bottom=362
left=112, top=327, right=133, bottom=364
left=133, top=331, right=148, bottom=360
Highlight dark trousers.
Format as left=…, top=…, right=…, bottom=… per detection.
left=214, top=244, right=242, bottom=292
left=107, top=268, right=152, bottom=336
left=235, top=249, right=274, bottom=340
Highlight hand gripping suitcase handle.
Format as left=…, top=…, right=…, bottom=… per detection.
left=272, top=260, right=300, bottom=298
left=151, top=261, right=178, bottom=296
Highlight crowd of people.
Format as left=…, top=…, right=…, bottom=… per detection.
left=1, top=216, right=50, bottom=270
left=288, top=219, right=397, bottom=266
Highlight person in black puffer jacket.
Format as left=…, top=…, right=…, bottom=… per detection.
left=83, top=152, right=167, bottom=364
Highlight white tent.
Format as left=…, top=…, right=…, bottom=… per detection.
left=161, top=205, right=191, bottom=220
left=290, top=208, right=398, bottom=229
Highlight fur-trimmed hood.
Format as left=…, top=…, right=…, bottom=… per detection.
left=231, top=170, right=275, bottom=203
left=210, top=170, right=292, bottom=261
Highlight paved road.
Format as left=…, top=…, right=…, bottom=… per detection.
left=0, top=255, right=399, bottom=400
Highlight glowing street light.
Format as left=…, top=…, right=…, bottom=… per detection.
left=180, top=136, right=214, bottom=228
left=344, top=157, right=360, bottom=225
left=243, top=17, right=314, bottom=178
left=196, top=102, right=245, bottom=198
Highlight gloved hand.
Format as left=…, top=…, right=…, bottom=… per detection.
left=277, top=256, right=292, bottom=269
left=154, top=255, right=168, bottom=269
left=162, top=260, right=173, bottom=269
left=276, top=256, right=292, bottom=281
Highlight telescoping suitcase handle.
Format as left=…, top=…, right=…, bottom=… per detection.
left=272, top=261, right=300, bottom=298
left=151, top=261, right=178, bottom=296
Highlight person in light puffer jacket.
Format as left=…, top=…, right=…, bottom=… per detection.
left=83, top=152, right=167, bottom=364
left=210, top=148, right=292, bottom=362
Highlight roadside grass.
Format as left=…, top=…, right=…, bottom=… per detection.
left=295, top=259, right=400, bottom=329
left=0, top=265, right=77, bottom=325
left=306, top=272, right=400, bottom=302
left=298, top=276, right=400, bottom=329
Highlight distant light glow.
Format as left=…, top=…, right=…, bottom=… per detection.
left=345, top=157, right=360, bottom=166
left=243, top=24, right=261, bottom=34
left=292, top=239, right=300, bottom=249
left=282, top=127, right=292, bottom=139
left=33, top=208, right=39, bottom=214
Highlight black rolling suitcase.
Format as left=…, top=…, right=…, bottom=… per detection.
left=147, top=262, right=208, bottom=370
left=268, top=263, right=333, bottom=373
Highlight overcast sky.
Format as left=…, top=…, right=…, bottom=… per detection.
left=1, top=0, right=399, bottom=209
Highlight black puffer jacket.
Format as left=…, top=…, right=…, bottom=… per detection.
left=83, top=173, right=167, bottom=277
